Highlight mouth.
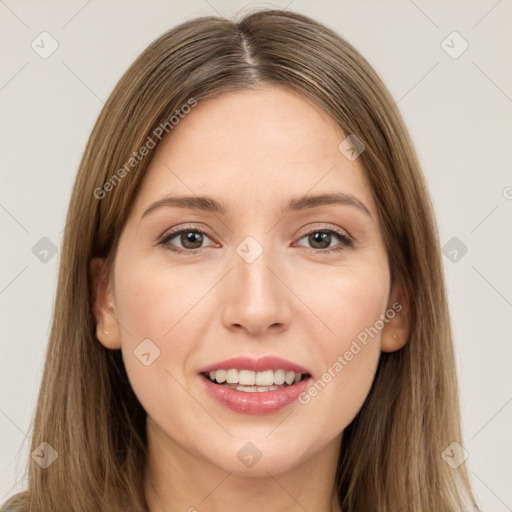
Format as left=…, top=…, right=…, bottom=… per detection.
left=201, top=368, right=311, bottom=393
left=197, top=356, right=312, bottom=415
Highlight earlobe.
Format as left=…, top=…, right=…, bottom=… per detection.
left=381, top=279, right=410, bottom=353
left=90, top=257, right=121, bottom=350
left=382, top=331, right=407, bottom=352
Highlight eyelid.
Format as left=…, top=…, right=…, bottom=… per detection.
left=158, top=223, right=214, bottom=240
left=296, top=223, right=352, bottom=241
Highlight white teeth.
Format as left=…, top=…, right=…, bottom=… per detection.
left=255, top=369, right=274, bottom=386
left=238, top=369, right=256, bottom=385
left=226, top=369, right=239, bottom=383
left=273, top=369, right=285, bottom=385
left=206, top=368, right=306, bottom=388
left=235, top=384, right=278, bottom=393
left=236, top=384, right=258, bottom=392
left=285, top=371, right=295, bottom=385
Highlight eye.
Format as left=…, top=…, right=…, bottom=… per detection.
left=158, top=225, right=353, bottom=255
left=158, top=226, right=216, bottom=253
left=295, top=227, right=353, bottom=253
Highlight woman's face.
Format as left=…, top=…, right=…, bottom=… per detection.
left=93, top=85, right=408, bottom=477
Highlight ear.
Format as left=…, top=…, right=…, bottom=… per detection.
left=90, top=257, right=121, bottom=349
left=381, top=277, right=410, bottom=352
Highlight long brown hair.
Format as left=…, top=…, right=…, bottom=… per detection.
left=3, top=9, right=479, bottom=511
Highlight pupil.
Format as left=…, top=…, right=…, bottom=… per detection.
left=182, top=231, right=202, bottom=249
left=310, top=232, right=330, bottom=249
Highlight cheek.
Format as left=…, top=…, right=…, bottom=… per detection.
left=294, top=259, right=390, bottom=348
left=115, top=254, right=210, bottom=346
left=112, top=245, right=241, bottom=403
left=293, top=264, right=389, bottom=425
left=112, top=260, right=203, bottom=402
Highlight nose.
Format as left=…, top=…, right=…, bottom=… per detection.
left=221, top=243, right=293, bottom=337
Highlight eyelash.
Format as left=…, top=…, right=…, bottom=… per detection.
left=157, top=224, right=353, bottom=255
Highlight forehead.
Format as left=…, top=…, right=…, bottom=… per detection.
left=131, top=86, right=375, bottom=218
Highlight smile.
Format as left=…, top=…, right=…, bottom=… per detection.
left=203, top=369, right=307, bottom=392
left=198, top=356, right=312, bottom=415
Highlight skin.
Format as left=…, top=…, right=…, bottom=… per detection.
left=91, top=85, right=410, bottom=512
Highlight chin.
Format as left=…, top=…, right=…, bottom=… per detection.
left=197, top=429, right=317, bottom=477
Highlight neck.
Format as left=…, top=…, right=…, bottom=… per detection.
left=143, top=417, right=343, bottom=512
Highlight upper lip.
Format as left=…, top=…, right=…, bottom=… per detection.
left=198, top=356, right=311, bottom=375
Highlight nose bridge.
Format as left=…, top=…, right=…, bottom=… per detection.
left=221, top=233, right=292, bottom=335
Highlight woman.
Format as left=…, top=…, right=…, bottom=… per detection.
left=3, top=9, right=479, bottom=511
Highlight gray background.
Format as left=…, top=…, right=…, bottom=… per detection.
left=1, top=0, right=511, bottom=509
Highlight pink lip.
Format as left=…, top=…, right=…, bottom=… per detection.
left=197, top=356, right=311, bottom=374
left=199, top=373, right=311, bottom=415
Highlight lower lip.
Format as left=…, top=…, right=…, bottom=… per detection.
left=199, top=374, right=311, bottom=415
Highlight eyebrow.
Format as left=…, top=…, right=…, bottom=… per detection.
left=141, top=192, right=371, bottom=219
